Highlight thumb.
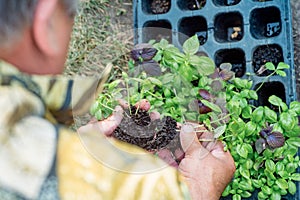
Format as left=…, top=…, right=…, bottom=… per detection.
left=180, top=124, right=208, bottom=157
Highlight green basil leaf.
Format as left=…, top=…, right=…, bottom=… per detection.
left=146, top=77, right=162, bottom=87
left=265, top=62, right=275, bottom=70
left=288, top=180, right=297, bottom=195
left=239, top=168, right=250, bottom=179
left=290, top=173, right=300, bottom=181
left=244, top=121, right=257, bottom=136
left=232, top=194, right=241, bottom=200
left=276, top=179, right=288, bottom=190
left=258, top=191, right=269, bottom=199
left=275, top=162, right=284, bottom=173
left=277, top=62, right=290, bottom=70
left=268, top=95, right=283, bottom=107
left=242, top=106, right=252, bottom=119
left=270, top=192, right=281, bottom=200
left=183, top=35, right=199, bottom=55
left=261, top=185, right=272, bottom=195
left=265, top=160, right=275, bottom=173
left=240, top=191, right=252, bottom=198
left=286, top=137, right=300, bottom=148
left=252, top=106, right=264, bottom=122
left=252, top=179, right=261, bottom=188
left=290, top=101, right=300, bottom=115
left=276, top=70, right=286, bottom=77
left=201, top=99, right=222, bottom=113
left=278, top=171, right=289, bottom=179
left=264, top=106, right=278, bottom=123
left=214, top=124, right=226, bottom=138
left=238, top=180, right=251, bottom=191
left=222, top=185, right=231, bottom=197
left=237, top=144, right=249, bottom=159
left=191, top=56, right=216, bottom=76
left=280, top=112, right=296, bottom=131
left=249, top=90, right=258, bottom=100
left=286, top=163, right=296, bottom=174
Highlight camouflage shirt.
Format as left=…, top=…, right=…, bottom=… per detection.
left=0, top=61, right=190, bottom=200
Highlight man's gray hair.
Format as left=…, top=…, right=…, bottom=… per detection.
left=0, top=0, right=78, bottom=48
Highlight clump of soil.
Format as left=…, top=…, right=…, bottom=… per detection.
left=112, top=106, right=182, bottom=159
left=186, top=0, right=206, bottom=10
left=150, top=0, right=171, bottom=14
left=253, top=45, right=283, bottom=76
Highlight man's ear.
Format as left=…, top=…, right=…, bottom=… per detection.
left=32, top=0, right=59, bottom=56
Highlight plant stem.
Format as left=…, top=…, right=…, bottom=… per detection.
left=255, top=71, right=276, bottom=92
left=210, top=113, right=231, bottom=124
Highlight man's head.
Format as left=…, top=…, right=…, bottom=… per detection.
left=0, top=0, right=78, bottom=75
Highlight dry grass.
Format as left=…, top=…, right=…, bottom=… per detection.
left=65, top=0, right=134, bottom=78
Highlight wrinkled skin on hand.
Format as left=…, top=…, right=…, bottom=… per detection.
left=178, top=124, right=236, bottom=200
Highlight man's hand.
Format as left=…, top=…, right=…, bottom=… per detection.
left=78, top=99, right=158, bottom=136
left=178, top=124, right=236, bottom=200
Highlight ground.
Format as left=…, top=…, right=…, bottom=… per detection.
left=65, top=0, right=300, bottom=101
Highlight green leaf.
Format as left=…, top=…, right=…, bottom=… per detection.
left=237, top=144, right=249, bottom=158
left=268, top=95, right=283, bottom=107
left=280, top=112, right=296, bottom=131
left=290, top=101, right=300, bottom=114
left=276, top=70, right=286, bottom=77
left=261, top=185, right=272, bottom=195
left=286, top=137, right=300, bottom=148
left=265, top=160, right=276, bottom=173
left=201, top=99, right=222, bottom=113
left=276, top=179, right=288, bottom=190
left=288, top=180, right=297, bottom=195
left=277, top=62, right=290, bottom=70
left=252, top=106, right=264, bottom=122
left=239, top=168, right=250, bottom=179
left=270, top=192, right=281, bottom=200
left=147, top=77, right=162, bottom=87
left=290, top=173, right=300, bottom=181
left=264, top=106, right=277, bottom=123
left=275, top=162, right=284, bottom=173
left=265, top=62, right=275, bottom=71
left=244, top=121, right=257, bottom=136
left=214, top=125, right=226, bottom=138
left=252, top=179, right=261, bottom=188
left=238, top=180, right=251, bottom=191
left=232, top=194, right=241, bottom=200
left=183, top=35, right=199, bottom=55
left=249, top=90, right=258, bottom=100
left=191, top=56, right=216, bottom=76
left=240, top=191, right=252, bottom=198
left=258, top=191, right=268, bottom=199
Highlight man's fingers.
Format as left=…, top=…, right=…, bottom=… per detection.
left=180, top=124, right=208, bottom=157
left=149, top=111, right=160, bottom=121
left=93, top=105, right=124, bottom=136
left=134, top=99, right=150, bottom=111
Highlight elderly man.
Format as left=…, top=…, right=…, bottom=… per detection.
left=0, top=0, right=235, bottom=199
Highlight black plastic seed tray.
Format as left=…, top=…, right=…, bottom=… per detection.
left=133, top=0, right=298, bottom=199
left=133, top=0, right=297, bottom=106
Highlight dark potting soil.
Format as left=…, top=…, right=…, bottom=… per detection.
left=112, top=106, right=182, bottom=154
left=253, top=45, right=283, bottom=76
left=150, top=0, right=171, bottom=14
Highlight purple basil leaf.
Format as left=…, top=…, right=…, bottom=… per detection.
left=199, top=89, right=212, bottom=100
left=219, top=69, right=234, bottom=81
left=255, top=138, right=267, bottom=154
left=259, top=126, right=273, bottom=138
left=266, top=131, right=285, bottom=149
left=131, top=43, right=157, bottom=62
left=211, top=80, right=223, bottom=92
left=133, top=61, right=162, bottom=77
left=198, top=100, right=212, bottom=114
